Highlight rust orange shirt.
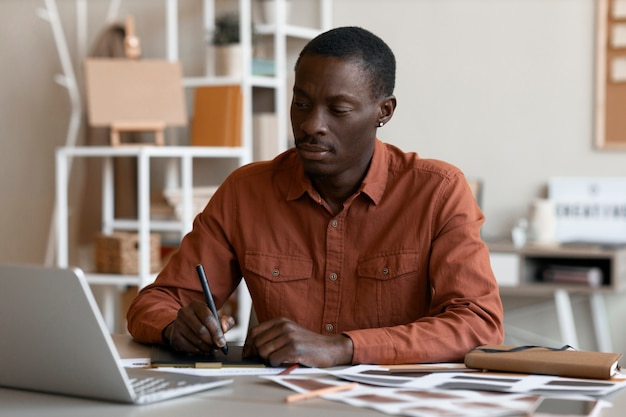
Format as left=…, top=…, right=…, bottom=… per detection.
left=127, top=140, right=503, bottom=363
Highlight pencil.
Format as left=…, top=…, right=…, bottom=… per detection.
left=195, top=264, right=228, bottom=356
left=279, top=363, right=300, bottom=375
left=285, top=382, right=358, bottom=403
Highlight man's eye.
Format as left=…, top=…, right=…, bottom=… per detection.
left=293, top=101, right=310, bottom=110
left=331, top=107, right=351, bottom=115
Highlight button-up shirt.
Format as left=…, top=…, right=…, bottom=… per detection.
left=127, top=140, right=504, bottom=364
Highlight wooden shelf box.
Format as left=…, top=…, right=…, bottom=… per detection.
left=94, top=232, right=161, bottom=275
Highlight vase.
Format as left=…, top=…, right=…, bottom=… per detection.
left=528, top=199, right=557, bottom=244
left=214, top=44, right=242, bottom=78
left=260, top=0, right=292, bottom=24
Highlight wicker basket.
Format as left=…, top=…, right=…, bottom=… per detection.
left=94, top=232, right=161, bottom=275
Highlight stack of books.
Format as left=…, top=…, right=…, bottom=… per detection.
left=541, top=265, right=603, bottom=287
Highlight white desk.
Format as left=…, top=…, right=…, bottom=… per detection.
left=0, top=375, right=374, bottom=417
left=1, top=335, right=625, bottom=417
left=490, top=242, right=626, bottom=352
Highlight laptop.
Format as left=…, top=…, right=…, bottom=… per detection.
left=0, top=264, right=232, bottom=404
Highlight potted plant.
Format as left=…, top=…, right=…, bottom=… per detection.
left=212, top=12, right=240, bottom=46
left=212, top=12, right=242, bottom=77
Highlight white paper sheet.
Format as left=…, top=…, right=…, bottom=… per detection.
left=266, top=369, right=624, bottom=417
left=612, top=23, right=626, bottom=48
left=330, top=365, right=626, bottom=397
left=612, top=57, right=626, bottom=82
left=613, top=0, right=626, bottom=18
left=266, top=374, right=537, bottom=417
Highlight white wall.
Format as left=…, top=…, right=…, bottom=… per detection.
left=333, top=0, right=626, bottom=356
left=1, top=0, right=625, bottom=354
left=334, top=0, right=626, bottom=238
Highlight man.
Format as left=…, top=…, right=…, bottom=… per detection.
left=127, top=26, right=504, bottom=368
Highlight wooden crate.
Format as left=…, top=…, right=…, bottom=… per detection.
left=94, top=232, right=161, bottom=275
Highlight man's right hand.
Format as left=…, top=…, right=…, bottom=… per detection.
left=162, top=300, right=235, bottom=354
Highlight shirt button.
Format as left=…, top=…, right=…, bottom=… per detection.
left=329, top=272, right=338, bottom=281
left=272, top=268, right=280, bottom=277
left=382, top=267, right=389, bottom=276
left=331, top=219, right=339, bottom=228
left=325, top=323, right=334, bottom=332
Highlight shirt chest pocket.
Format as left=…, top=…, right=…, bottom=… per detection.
left=357, top=251, right=420, bottom=280
left=243, top=252, right=313, bottom=322
left=355, top=250, right=422, bottom=328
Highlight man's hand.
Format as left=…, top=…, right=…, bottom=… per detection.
left=163, top=300, right=235, bottom=353
left=242, top=317, right=354, bottom=368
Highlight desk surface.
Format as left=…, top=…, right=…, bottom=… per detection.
left=1, top=335, right=626, bottom=417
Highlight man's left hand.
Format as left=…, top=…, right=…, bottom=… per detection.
left=242, top=317, right=353, bottom=368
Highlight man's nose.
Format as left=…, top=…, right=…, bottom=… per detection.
left=298, top=108, right=328, bottom=136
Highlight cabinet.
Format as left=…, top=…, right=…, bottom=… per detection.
left=489, top=242, right=626, bottom=352
left=489, top=242, right=626, bottom=292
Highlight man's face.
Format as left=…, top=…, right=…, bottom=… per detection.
left=291, top=54, right=381, bottom=182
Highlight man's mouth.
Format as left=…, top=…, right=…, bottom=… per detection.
left=295, top=141, right=332, bottom=160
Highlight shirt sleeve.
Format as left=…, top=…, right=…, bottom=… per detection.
left=126, top=180, right=242, bottom=344
left=344, top=172, right=504, bottom=364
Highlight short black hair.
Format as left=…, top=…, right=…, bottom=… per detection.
left=295, top=26, right=396, bottom=99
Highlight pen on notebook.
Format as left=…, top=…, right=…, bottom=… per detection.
left=285, top=382, right=358, bottom=403
left=195, top=264, right=228, bottom=356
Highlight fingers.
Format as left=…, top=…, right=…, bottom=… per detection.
left=245, top=318, right=304, bottom=366
left=167, top=300, right=234, bottom=354
left=243, top=318, right=354, bottom=368
left=220, top=314, right=236, bottom=333
left=168, top=317, right=213, bottom=353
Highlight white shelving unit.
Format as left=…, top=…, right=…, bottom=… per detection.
left=166, top=0, right=332, bottom=155
left=55, top=0, right=332, bottom=339
left=55, top=145, right=251, bottom=335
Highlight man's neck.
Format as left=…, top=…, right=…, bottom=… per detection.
left=310, top=166, right=370, bottom=216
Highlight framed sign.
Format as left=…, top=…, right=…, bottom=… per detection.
left=549, top=177, right=626, bottom=244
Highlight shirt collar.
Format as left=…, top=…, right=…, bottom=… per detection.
left=286, top=139, right=388, bottom=206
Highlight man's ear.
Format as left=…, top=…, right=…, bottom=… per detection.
left=379, top=95, right=397, bottom=125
